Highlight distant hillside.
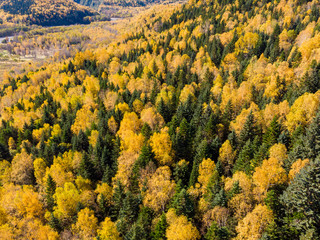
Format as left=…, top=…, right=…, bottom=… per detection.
left=0, top=0, right=97, bottom=26
left=74, top=0, right=102, bottom=9
left=75, top=0, right=178, bottom=9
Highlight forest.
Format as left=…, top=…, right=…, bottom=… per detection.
left=0, top=0, right=320, bottom=239
left=0, top=0, right=98, bottom=27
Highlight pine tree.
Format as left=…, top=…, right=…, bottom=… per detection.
left=189, top=140, right=208, bottom=187
left=152, top=213, right=168, bottom=240
left=172, top=188, right=194, bottom=218
left=239, top=111, right=257, bottom=147
left=78, top=152, right=95, bottom=180
left=46, top=174, right=56, bottom=212
left=304, top=110, right=320, bottom=160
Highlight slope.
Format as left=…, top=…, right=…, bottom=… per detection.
left=0, top=0, right=97, bottom=26
left=0, top=0, right=320, bottom=239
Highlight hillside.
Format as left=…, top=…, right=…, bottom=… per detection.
left=0, top=0, right=320, bottom=239
left=0, top=0, right=97, bottom=26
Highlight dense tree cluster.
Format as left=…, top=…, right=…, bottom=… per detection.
left=0, top=0, right=320, bottom=239
left=0, top=0, right=97, bottom=27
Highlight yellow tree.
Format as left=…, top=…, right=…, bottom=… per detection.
left=288, top=159, right=309, bottom=181
left=11, top=149, right=34, bottom=185
left=166, top=208, right=200, bottom=240
left=140, top=107, right=165, bottom=131
left=198, top=158, right=217, bottom=195
left=252, top=158, right=287, bottom=201
left=143, top=166, right=176, bottom=212
left=269, top=143, right=287, bottom=163
left=150, top=127, right=174, bottom=165
left=235, top=204, right=273, bottom=240
left=219, top=140, right=236, bottom=174
left=53, top=182, right=81, bottom=224
left=72, top=208, right=98, bottom=240
left=97, top=217, right=122, bottom=240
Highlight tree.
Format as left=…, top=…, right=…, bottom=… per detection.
left=304, top=110, right=320, bottom=160
left=198, top=158, right=218, bottom=195
left=152, top=213, right=168, bottom=240
left=239, top=111, right=258, bottom=146
left=235, top=204, right=273, bottom=240
left=281, top=159, right=320, bottom=235
left=166, top=209, right=200, bottom=240
left=143, top=166, right=176, bottom=212
left=219, top=140, right=236, bottom=175
left=172, top=188, right=194, bottom=218
left=150, top=127, right=174, bottom=166
left=72, top=208, right=98, bottom=240
left=11, top=149, right=34, bottom=185
left=253, top=157, right=287, bottom=201
left=46, top=175, right=56, bottom=212
left=98, top=217, right=122, bottom=240
left=78, top=152, right=95, bottom=180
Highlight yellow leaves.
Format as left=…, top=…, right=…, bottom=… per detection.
left=299, top=31, right=320, bottom=61
left=1, top=184, right=44, bottom=220
left=269, top=143, right=287, bottom=163
left=83, top=75, right=100, bottom=100
left=198, top=158, right=216, bottom=193
left=103, top=91, right=118, bottom=111
left=230, top=103, right=261, bottom=136
left=33, top=158, right=47, bottom=186
left=225, top=171, right=252, bottom=196
left=89, top=130, right=99, bottom=147
left=95, top=183, right=113, bottom=205
left=53, top=182, right=80, bottom=222
left=288, top=159, right=309, bottom=181
left=211, top=74, right=224, bottom=98
left=143, top=166, right=176, bottom=212
left=97, top=217, right=122, bottom=240
left=262, top=101, right=290, bottom=128
left=14, top=186, right=44, bottom=220
left=0, top=161, right=11, bottom=186
left=140, top=107, right=165, bottom=131
left=166, top=208, right=200, bottom=240
left=108, top=116, right=118, bottom=134
left=51, top=124, right=61, bottom=140
left=285, top=92, right=320, bottom=132
left=203, top=206, right=229, bottom=228
left=45, top=162, right=74, bottom=188
left=11, top=149, right=34, bottom=185
left=235, top=204, right=273, bottom=240
left=109, top=73, right=129, bottom=89
left=117, top=102, right=131, bottom=114
left=33, top=123, right=51, bottom=142
left=180, top=83, right=197, bottom=103
left=219, top=140, right=236, bottom=169
left=150, top=127, right=174, bottom=165
left=252, top=158, right=287, bottom=201
left=221, top=52, right=239, bottom=73
left=71, top=105, right=98, bottom=135
left=235, top=32, right=259, bottom=54
left=72, top=208, right=98, bottom=240
left=156, top=84, right=175, bottom=106
left=279, top=29, right=296, bottom=52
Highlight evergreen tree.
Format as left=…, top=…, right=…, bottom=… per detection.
left=46, top=174, right=56, bottom=212
left=239, top=111, right=257, bottom=147
left=172, top=188, right=194, bottom=218
left=78, top=152, right=95, bottom=180
left=152, top=213, right=168, bottom=240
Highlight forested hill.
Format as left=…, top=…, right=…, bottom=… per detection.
left=0, top=0, right=320, bottom=239
left=75, top=0, right=179, bottom=9
left=0, top=0, right=97, bottom=26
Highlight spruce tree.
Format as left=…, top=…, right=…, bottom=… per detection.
left=152, top=213, right=168, bottom=240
